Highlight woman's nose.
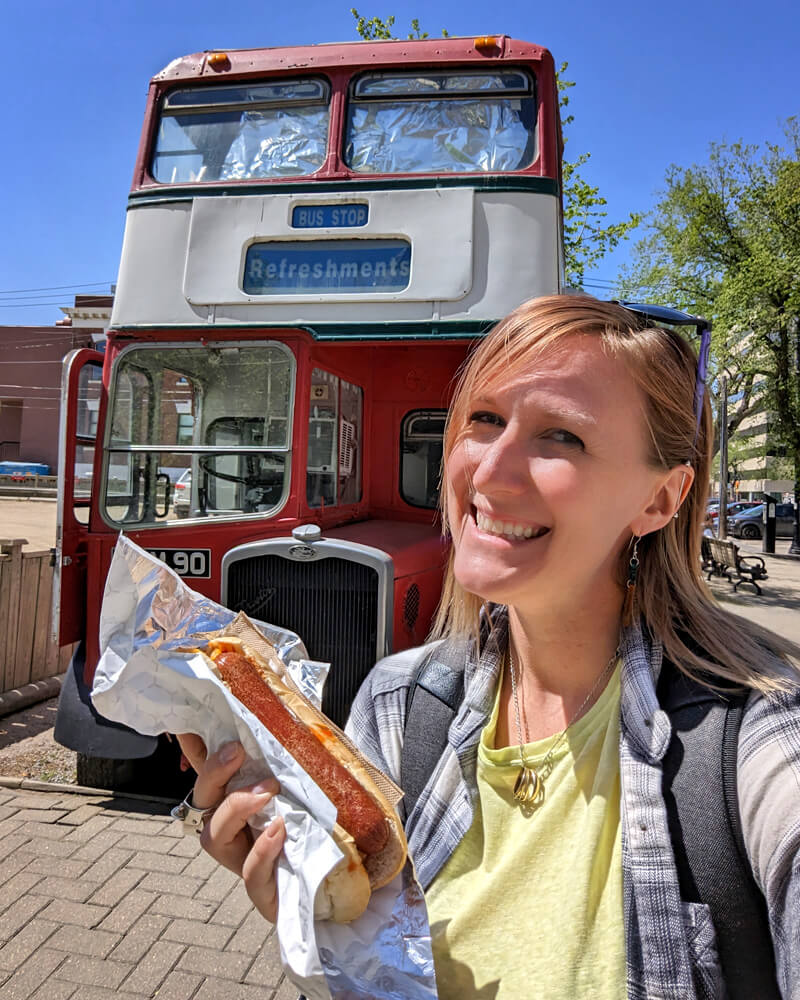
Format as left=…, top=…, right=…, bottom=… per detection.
left=470, top=431, right=530, bottom=494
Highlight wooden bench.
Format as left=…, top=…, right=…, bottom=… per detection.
left=705, top=537, right=768, bottom=595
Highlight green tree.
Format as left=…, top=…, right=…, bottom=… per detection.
left=350, top=10, right=639, bottom=286
left=621, top=119, right=800, bottom=548
left=350, top=9, right=448, bottom=39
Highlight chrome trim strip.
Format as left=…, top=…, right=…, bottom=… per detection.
left=106, top=445, right=290, bottom=454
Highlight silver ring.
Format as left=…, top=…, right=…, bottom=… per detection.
left=171, top=792, right=216, bottom=835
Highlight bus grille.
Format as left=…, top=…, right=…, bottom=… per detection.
left=225, top=555, right=380, bottom=728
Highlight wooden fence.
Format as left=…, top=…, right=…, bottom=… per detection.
left=0, top=539, right=74, bottom=696
left=0, top=474, right=58, bottom=499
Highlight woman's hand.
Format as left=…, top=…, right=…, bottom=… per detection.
left=176, top=734, right=287, bottom=922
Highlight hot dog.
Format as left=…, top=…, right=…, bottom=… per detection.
left=203, top=636, right=407, bottom=922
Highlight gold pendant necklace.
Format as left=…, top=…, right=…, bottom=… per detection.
left=508, top=646, right=619, bottom=808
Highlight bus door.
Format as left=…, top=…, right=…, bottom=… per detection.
left=54, top=348, right=105, bottom=645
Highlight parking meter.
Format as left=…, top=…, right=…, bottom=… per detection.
left=761, top=493, right=777, bottom=553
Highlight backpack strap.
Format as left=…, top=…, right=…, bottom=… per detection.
left=658, top=663, right=780, bottom=999
left=400, top=640, right=466, bottom=823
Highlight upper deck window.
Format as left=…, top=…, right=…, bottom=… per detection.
left=152, top=79, right=330, bottom=184
left=345, top=69, right=536, bottom=174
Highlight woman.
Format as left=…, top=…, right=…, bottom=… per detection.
left=179, top=295, right=800, bottom=999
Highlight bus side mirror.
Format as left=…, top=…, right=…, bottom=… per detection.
left=156, top=473, right=172, bottom=518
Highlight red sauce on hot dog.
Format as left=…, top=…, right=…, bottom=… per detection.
left=215, top=651, right=388, bottom=856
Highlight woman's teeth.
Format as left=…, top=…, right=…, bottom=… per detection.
left=475, top=512, right=547, bottom=539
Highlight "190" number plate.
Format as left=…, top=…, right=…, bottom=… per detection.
left=147, top=548, right=211, bottom=578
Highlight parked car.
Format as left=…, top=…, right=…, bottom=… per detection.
left=710, top=501, right=761, bottom=522
left=172, top=469, right=191, bottom=518
left=728, top=503, right=797, bottom=540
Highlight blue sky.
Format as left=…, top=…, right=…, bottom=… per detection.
left=2, top=0, right=797, bottom=326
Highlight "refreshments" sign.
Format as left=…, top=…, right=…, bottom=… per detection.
left=243, top=240, right=411, bottom=295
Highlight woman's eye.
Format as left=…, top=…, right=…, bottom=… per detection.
left=546, top=428, right=584, bottom=448
left=468, top=410, right=504, bottom=427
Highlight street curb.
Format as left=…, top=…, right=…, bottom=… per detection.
left=735, top=547, right=800, bottom=563
left=0, top=674, right=65, bottom=717
left=721, top=538, right=800, bottom=562
left=0, top=775, right=179, bottom=805
left=0, top=490, right=57, bottom=500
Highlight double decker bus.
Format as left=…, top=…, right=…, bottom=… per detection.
left=54, top=34, right=564, bottom=791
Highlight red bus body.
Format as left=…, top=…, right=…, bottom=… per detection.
left=54, top=35, right=563, bottom=788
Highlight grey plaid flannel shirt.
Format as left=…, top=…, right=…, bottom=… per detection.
left=346, top=613, right=800, bottom=999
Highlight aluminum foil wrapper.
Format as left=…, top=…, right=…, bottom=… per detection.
left=91, top=536, right=438, bottom=1000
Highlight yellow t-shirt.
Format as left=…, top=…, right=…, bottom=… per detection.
left=426, top=664, right=625, bottom=1000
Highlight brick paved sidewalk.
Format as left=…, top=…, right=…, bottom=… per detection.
left=0, top=780, right=296, bottom=1000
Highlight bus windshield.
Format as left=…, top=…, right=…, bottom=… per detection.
left=152, top=79, right=330, bottom=184
left=103, top=343, right=294, bottom=525
left=345, top=69, right=536, bottom=174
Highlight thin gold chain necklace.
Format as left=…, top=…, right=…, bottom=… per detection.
left=509, top=646, right=619, bottom=807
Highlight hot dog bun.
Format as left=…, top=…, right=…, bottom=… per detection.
left=203, top=636, right=406, bottom=922
left=313, top=825, right=371, bottom=923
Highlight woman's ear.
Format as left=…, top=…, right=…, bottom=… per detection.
left=631, top=463, right=695, bottom=536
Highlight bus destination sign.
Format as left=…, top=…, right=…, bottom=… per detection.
left=291, top=204, right=368, bottom=228
left=243, top=239, right=411, bottom=295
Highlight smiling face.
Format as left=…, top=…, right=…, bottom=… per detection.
left=445, top=334, right=674, bottom=620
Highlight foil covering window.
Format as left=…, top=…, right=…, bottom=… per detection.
left=152, top=79, right=330, bottom=183
left=345, top=70, right=536, bottom=174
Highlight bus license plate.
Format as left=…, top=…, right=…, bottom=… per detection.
left=147, top=548, right=211, bottom=579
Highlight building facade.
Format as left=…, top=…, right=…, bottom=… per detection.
left=727, top=406, right=794, bottom=501
left=0, top=296, right=111, bottom=474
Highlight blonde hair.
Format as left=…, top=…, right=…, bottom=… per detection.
left=432, top=294, right=799, bottom=696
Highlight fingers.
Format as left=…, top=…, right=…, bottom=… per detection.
left=175, top=733, right=207, bottom=774
left=191, top=740, right=246, bottom=810
left=201, top=780, right=281, bottom=877
left=242, top=817, right=286, bottom=923
left=175, top=737, right=286, bottom=924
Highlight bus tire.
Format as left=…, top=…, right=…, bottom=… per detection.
left=76, top=754, right=135, bottom=791
left=76, top=737, right=193, bottom=797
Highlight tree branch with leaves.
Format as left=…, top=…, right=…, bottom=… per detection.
left=351, top=9, right=448, bottom=40
left=621, top=119, right=800, bottom=545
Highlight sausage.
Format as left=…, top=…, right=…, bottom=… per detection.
left=215, top=651, right=388, bottom=856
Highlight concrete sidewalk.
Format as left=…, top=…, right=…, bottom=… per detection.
left=706, top=538, right=800, bottom=644
left=0, top=779, right=294, bottom=1000
left=0, top=540, right=796, bottom=1000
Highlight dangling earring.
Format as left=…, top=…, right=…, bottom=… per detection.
left=622, top=536, right=640, bottom=625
